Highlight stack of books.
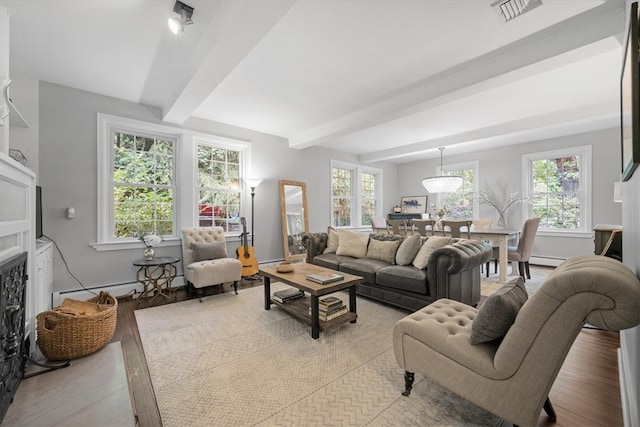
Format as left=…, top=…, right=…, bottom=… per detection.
left=305, top=272, right=344, bottom=284
left=272, top=288, right=305, bottom=304
left=309, top=296, right=348, bottom=321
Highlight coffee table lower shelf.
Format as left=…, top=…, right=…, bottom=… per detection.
left=271, top=296, right=357, bottom=332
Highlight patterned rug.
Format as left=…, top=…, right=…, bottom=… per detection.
left=481, top=264, right=553, bottom=297
left=135, top=284, right=502, bottom=426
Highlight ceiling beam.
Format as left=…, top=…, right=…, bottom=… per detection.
left=161, top=0, right=296, bottom=125
left=287, top=1, right=624, bottom=150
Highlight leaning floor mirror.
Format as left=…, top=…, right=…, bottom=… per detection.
left=279, top=180, right=310, bottom=262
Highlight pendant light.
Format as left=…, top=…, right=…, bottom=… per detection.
left=421, top=147, right=463, bottom=193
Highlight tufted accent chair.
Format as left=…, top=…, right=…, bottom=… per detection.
left=181, top=227, right=242, bottom=300
left=393, top=255, right=640, bottom=427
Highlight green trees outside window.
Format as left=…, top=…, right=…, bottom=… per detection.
left=197, top=145, right=241, bottom=233
left=113, top=132, right=175, bottom=238
left=531, top=156, right=581, bottom=230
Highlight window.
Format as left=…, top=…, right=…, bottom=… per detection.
left=96, top=114, right=251, bottom=250
left=197, top=144, right=241, bottom=233
left=437, top=161, right=479, bottom=219
left=523, top=146, right=591, bottom=233
left=331, top=162, right=382, bottom=228
left=112, top=131, right=175, bottom=238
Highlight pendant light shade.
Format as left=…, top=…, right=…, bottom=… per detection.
left=422, top=147, right=463, bottom=193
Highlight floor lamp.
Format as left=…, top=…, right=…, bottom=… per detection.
left=244, top=178, right=262, bottom=247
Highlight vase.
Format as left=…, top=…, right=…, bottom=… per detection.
left=144, top=247, right=154, bottom=260
left=497, top=213, right=506, bottom=228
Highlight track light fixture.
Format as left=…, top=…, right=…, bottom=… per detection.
left=168, top=0, right=194, bottom=34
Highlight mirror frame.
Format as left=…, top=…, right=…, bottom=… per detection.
left=279, top=179, right=310, bottom=261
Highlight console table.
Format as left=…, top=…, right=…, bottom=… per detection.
left=387, top=213, right=422, bottom=220
left=133, top=257, right=179, bottom=306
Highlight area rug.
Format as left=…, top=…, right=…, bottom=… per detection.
left=481, top=265, right=553, bottom=297
left=135, top=284, right=502, bottom=426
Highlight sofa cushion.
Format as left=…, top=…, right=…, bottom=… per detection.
left=376, top=265, right=428, bottom=294
left=191, top=241, right=228, bottom=262
left=412, top=236, right=452, bottom=269
left=470, top=276, right=528, bottom=345
left=366, top=238, right=401, bottom=264
left=336, top=230, right=369, bottom=258
left=323, top=226, right=339, bottom=254
left=339, top=258, right=389, bottom=285
left=396, top=234, right=421, bottom=266
left=312, top=253, right=356, bottom=270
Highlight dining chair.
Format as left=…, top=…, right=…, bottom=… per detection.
left=487, top=217, right=541, bottom=281
left=387, top=219, right=408, bottom=235
left=410, top=219, right=436, bottom=237
left=440, top=219, right=473, bottom=238
left=371, top=216, right=388, bottom=234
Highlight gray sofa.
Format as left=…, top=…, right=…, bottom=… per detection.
left=302, top=231, right=492, bottom=311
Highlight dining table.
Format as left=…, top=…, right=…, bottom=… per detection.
left=468, top=228, right=520, bottom=284
left=436, top=228, right=521, bottom=285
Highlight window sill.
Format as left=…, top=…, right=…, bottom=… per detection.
left=90, top=234, right=244, bottom=252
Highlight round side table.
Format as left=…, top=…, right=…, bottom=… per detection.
left=133, top=256, right=180, bottom=306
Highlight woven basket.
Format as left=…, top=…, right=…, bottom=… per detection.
left=36, top=292, right=118, bottom=361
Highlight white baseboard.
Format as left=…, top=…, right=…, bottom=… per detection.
left=618, top=348, right=638, bottom=427
left=52, top=277, right=186, bottom=307
left=529, top=256, right=566, bottom=267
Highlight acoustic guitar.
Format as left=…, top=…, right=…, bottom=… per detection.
left=236, top=217, right=259, bottom=277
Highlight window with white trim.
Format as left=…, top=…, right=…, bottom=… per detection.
left=437, top=161, right=479, bottom=219
left=95, top=114, right=251, bottom=249
left=331, top=162, right=382, bottom=228
left=523, top=146, right=591, bottom=233
left=112, top=131, right=176, bottom=238
left=196, top=143, right=242, bottom=233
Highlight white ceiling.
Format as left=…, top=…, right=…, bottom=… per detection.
left=3, top=0, right=625, bottom=163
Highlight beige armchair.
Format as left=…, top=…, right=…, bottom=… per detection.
left=487, top=217, right=540, bottom=281
left=393, top=255, right=640, bottom=427
left=181, top=227, right=242, bottom=300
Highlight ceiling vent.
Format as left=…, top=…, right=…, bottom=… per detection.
left=491, top=0, right=542, bottom=22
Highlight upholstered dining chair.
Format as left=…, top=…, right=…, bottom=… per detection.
left=486, top=217, right=540, bottom=281
left=387, top=219, right=408, bottom=235
left=410, top=219, right=436, bottom=237
left=440, top=219, right=472, bottom=238
left=181, top=227, right=242, bottom=301
left=371, top=216, right=388, bottom=234
left=393, top=255, right=640, bottom=427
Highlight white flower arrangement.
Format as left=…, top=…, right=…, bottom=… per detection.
left=140, top=234, right=163, bottom=248
left=478, top=183, right=530, bottom=227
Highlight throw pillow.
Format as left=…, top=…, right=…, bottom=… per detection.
left=395, top=234, right=421, bottom=265
left=335, top=230, right=369, bottom=258
left=469, top=276, right=528, bottom=345
left=412, top=236, right=451, bottom=269
left=365, top=238, right=401, bottom=264
left=323, top=226, right=339, bottom=254
left=192, top=241, right=227, bottom=262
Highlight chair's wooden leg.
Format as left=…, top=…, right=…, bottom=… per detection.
left=543, top=397, right=557, bottom=420
left=525, top=261, right=531, bottom=279
left=196, top=287, right=204, bottom=303
left=518, top=262, right=526, bottom=281
left=401, top=371, right=415, bottom=396
left=494, top=258, right=498, bottom=273
left=232, top=280, right=238, bottom=295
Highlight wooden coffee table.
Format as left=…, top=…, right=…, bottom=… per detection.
left=260, top=263, right=363, bottom=339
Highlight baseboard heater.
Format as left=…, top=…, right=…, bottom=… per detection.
left=52, top=277, right=186, bottom=307
left=529, top=256, right=566, bottom=267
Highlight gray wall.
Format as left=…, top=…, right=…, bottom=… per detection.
left=620, top=165, right=639, bottom=425
left=398, top=128, right=622, bottom=261
left=38, top=82, right=397, bottom=293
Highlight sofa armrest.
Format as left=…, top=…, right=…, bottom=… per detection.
left=302, top=232, right=328, bottom=263
left=427, top=239, right=492, bottom=300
